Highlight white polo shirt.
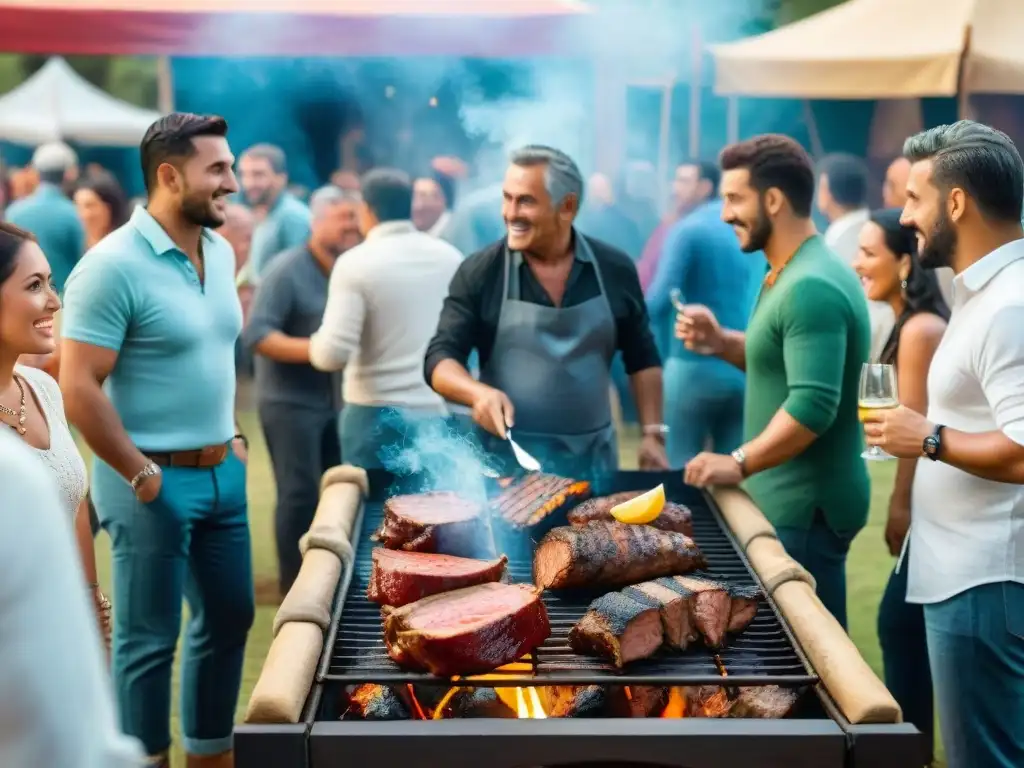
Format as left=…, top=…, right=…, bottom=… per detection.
left=908, top=238, right=1024, bottom=604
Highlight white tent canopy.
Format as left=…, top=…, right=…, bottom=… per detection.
left=709, top=0, right=1024, bottom=99
left=0, top=57, right=161, bottom=146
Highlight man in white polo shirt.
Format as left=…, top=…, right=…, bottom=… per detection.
left=309, top=168, right=462, bottom=468
left=864, top=120, right=1024, bottom=768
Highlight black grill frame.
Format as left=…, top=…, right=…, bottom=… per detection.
left=320, top=469, right=818, bottom=688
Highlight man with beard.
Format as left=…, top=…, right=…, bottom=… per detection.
left=864, top=120, right=1024, bottom=768
left=59, top=113, right=254, bottom=768
left=425, top=145, right=668, bottom=479
left=238, top=143, right=311, bottom=281
left=679, top=135, right=870, bottom=629
left=243, top=186, right=362, bottom=595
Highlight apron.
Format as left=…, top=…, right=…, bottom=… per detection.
left=479, top=240, right=619, bottom=480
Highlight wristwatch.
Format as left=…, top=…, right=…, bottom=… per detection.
left=643, top=424, right=669, bottom=442
left=730, top=447, right=748, bottom=477
left=922, top=424, right=945, bottom=461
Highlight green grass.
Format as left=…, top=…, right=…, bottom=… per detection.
left=89, top=415, right=938, bottom=765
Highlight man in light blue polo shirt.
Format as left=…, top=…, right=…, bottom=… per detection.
left=4, top=142, right=85, bottom=294
left=59, top=113, right=254, bottom=768
left=238, top=143, right=311, bottom=281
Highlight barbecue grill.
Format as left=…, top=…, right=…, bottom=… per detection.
left=235, top=469, right=927, bottom=768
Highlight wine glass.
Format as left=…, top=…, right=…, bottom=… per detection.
left=858, top=363, right=899, bottom=461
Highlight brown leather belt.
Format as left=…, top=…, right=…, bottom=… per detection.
left=144, top=443, right=229, bottom=468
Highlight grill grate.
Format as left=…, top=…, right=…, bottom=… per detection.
left=323, top=470, right=818, bottom=688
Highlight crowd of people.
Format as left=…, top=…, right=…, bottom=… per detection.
left=0, top=109, right=1021, bottom=768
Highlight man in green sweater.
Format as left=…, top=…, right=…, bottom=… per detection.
left=678, top=134, right=871, bottom=630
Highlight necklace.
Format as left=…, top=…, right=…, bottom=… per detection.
left=0, top=375, right=27, bottom=435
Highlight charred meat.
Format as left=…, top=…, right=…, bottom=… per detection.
left=568, top=592, right=664, bottom=667
left=375, top=492, right=485, bottom=556
left=568, top=492, right=693, bottom=537
left=367, top=549, right=508, bottom=607
left=383, top=582, right=550, bottom=677
left=491, top=473, right=592, bottom=527
left=343, top=684, right=412, bottom=721
left=658, top=575, right=733, bottom=649
left=533, top=521, right=706, bottom=590
left=623, top=581, right=695, bottom=649
left=726, top=582, right=764, bottom=633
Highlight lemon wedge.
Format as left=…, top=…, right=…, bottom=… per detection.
left=610, top=484, right=666, bottom=525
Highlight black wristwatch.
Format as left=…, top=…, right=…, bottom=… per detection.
left=922, top=424, right=944, bottom=461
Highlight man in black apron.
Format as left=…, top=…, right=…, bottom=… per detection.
left=424, top=145, right=669, bottom=481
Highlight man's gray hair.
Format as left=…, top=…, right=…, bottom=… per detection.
left=509, top=145, right=585, bottom=210
left=309, top=185, right=361, bottom=219
left=903, top=120, right=1024, bottom=223
left=241, top=143, right=288, bottom=175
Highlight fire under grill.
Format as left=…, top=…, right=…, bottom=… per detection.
left=235, top=470, right=927, bottom=768
left=326, top=471, right=816, bottom=689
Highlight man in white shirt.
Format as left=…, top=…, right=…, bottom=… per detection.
left=310, top=168, right=462, bottom=468
left=864, top=120, right=1024, bottom=768
left=0, top=432, right=143, bottom=768
left=817, top=153, right=895, bottom=361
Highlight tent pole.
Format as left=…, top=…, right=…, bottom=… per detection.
left=726, top=97, right=739, bottom=144
left=156, top=56, right=175, bottom=113
left=802, top=100, right=825, bottom=158
left=689, top=23, right=702, bottom=158
left=658, top=74, right=676, bottom=204
left=957, top=25, right=973, bottom=120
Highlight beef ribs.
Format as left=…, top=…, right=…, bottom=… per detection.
left=568, top=592, right=664, bottom=667
left=658, top=574, right=733, bottom=649
left=533, top=521, right=706, bottom=590
left=382, top=582, right=550, bottom=677
left=623, top=581, right=695, bottom=649
left=491, top=473, right=592, bottom=527
left=568, top=492, right=694, bottom=537
left=726, top=583, right=764, bottom=633
left=375, top=492, right=485, bottom=556
left=343, top=684, right=412, bottom=720
left=730, top=686, right=800, bottom=719
left=367, top=549, right=508, bottom=607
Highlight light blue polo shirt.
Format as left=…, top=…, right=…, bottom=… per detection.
left=249, top=192, right=311, bottom=279
left=61, top=206, right=242, bottom=451
left=5, top=183, right=85, bottom=295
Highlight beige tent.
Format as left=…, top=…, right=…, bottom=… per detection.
left=710, top=0, right=1024, bottom=99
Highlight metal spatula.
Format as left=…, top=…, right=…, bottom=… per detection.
left=507, top=429, right=542, bottom=472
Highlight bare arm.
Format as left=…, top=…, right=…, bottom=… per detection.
left=60, top=341, right=149, bottom=483
left=431, top=358, right=491, bottom=408
left=629, top=366, right=664, bottom=428
left=253, top=332, right=310, bottom=364
left=73, top=499, right=98, bottom=587
left=742, top=409, right=817, bottom=475
left=719, top=329, right=747, bottom=372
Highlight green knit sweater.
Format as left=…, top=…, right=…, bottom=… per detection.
left=742, top=235, right=871, bottom=532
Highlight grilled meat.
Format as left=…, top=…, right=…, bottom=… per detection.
left=375, top=492, right=485, bottom=556
left=568, top=492, right=694, bottom=537
left=343, top=684, right=412, bottom=720
left=491, top=473, right=592, bottom=527
left=538, top=686, right=608, bottom=718
left=382, top=582, right=550, bottom=677
left=568, top=592, right=664, bottom=667
left=684, top=685, right=734, bottom=718
left=367, top=549, right=508, bottom=607
left=657, top=575, right=732, bottom=649
left=730, top=686, right=800, bottom=719
left=623, top=581, right=695, bottom=649
left=726, top=583, right=764, bottom=633
left=533, top=521, right=706, bottom=590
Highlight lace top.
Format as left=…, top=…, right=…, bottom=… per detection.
left=14, top=365, right=89, bottom=519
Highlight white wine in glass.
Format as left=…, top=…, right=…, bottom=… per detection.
left=858, top=363, right=899, bottom=461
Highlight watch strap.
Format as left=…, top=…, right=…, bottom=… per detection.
left=924, top=424, right=945, bottom=461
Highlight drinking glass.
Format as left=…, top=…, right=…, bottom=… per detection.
left=858, top=363, right=899, bottom=461
left=670, top=288, right=714, bottom=355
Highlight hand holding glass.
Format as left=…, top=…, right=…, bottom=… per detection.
left=671, top=289, right=716, bottom=355
left=858, top=363, right=898, bottom=461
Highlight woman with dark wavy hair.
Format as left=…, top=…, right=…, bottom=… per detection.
left=74, top=174, right=129, bottom=250
left=853, top=207, right=949, bottom=765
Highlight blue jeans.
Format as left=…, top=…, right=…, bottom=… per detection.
left=878, top=545, right=934, bottom=764
left=775, top=510, right=858, bottom=631
left=93, top=452, right=255, bottom=757
left=924, top=581, right=1024, bottom=768
left=663, top=357, right=744, bottom=468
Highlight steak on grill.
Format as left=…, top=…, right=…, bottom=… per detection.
left=726, top=583, right=764, bottom=633
left=568, top=492, right=694, bottom=537
left=533, top=521, right=706, bottom=590
left=492, top=473, right=592, bottom=527
left=367, top=549, right=508, bottom=607
left=623, top=580, right=695, bottom=649
left=382, top=582, right=550, bottom=677
left=375, top=492, right=485, bottom=557
left=568, top=592, right=664, bottom=667
left=343, top=684, right=412, bottom=720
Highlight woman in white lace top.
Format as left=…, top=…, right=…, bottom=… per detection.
left=0, top=222, right=110, bottom=646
